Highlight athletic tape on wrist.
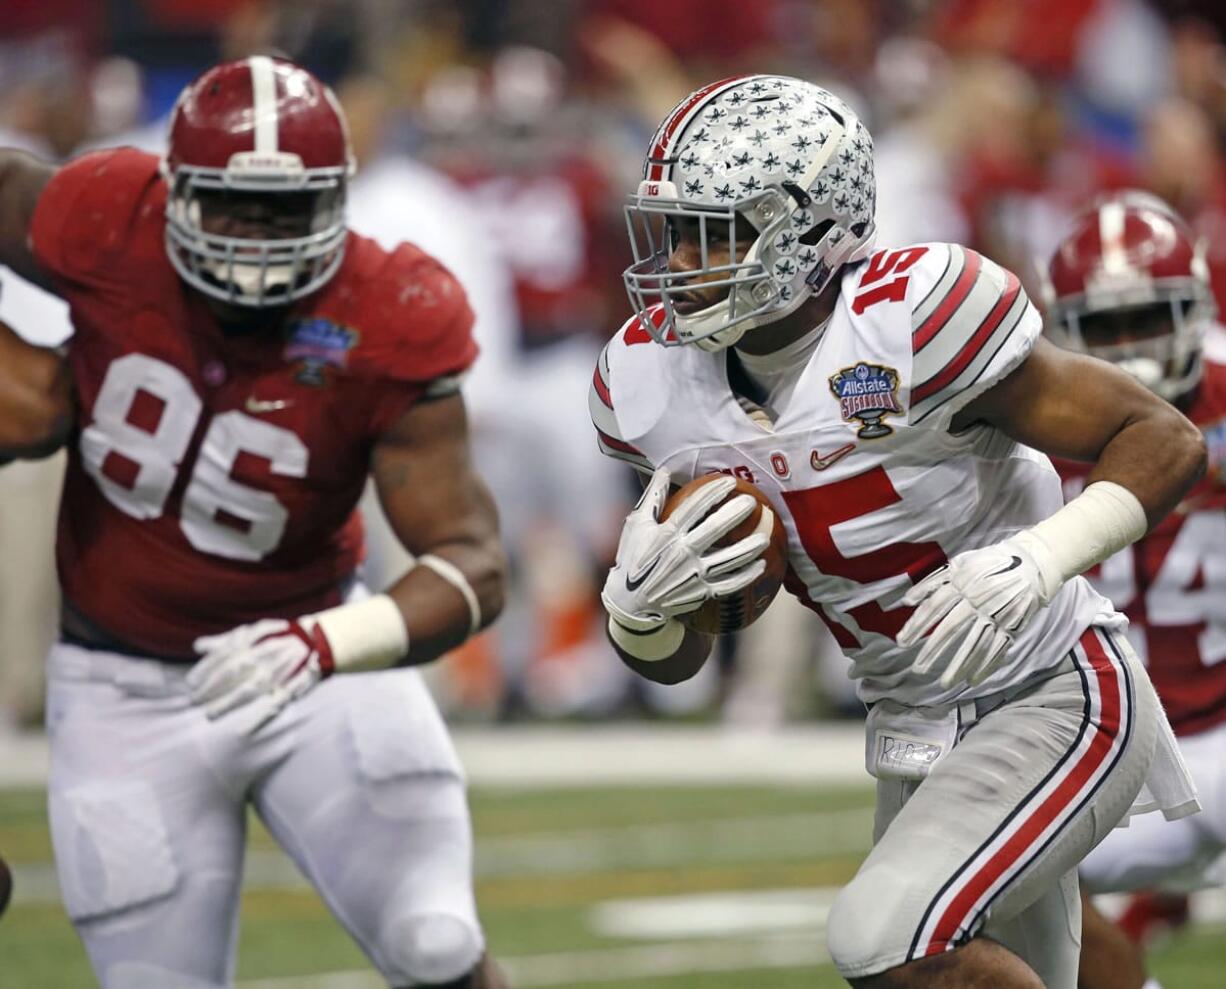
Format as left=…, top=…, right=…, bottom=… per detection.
left=313, top=594, right=409, bottom=673
left=607, top=615, right=685, bottom=662
left=418, top=554, right=483, bottom=637
left=1015, top=480, right=1147, bottom=600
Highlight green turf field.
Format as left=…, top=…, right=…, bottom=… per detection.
left=1, top=783, right=1222, bottom=987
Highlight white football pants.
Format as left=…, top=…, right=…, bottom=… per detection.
left=826, top=627, right=1159, bottom=988
left=45, top=641, right=485, bottom=988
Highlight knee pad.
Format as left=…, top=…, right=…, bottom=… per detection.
left=827, top=861, right=917, bottom=978
left=385, top=912, right=483, bottom=986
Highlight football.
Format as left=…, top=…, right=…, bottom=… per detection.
left=661, top=474, right=789, bottom=634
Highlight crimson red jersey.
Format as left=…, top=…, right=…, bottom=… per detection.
left=1055, top=359, right=1226, bottom=736
left=31, top=148, right=477, bottom=659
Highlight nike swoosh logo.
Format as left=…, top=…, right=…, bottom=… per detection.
left=988, top=556, right=1023, bottom=578
left=625, top=559, right=659, bottom=592
left=245, top=397, right=294, bottom=414
left=811, top=443, right=855, bottom=471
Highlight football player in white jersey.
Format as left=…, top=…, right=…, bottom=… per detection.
left=590, top=75, right=1206, bottom=989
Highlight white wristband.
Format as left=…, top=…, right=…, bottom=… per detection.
left=1013, top=480, right=1148, bottom=601
left=417, top=554, right=482, bottom=637
left=312, top=594, right=409, bottom=673
left=608, top=615, right=685, bottom=662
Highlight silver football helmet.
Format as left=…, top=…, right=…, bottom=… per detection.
left=624, top=75, right=877, bottom=351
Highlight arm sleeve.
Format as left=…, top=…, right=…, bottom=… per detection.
left=907, top=244, right=1042, bottom=431
left=590, top=335, right=654, bottom=475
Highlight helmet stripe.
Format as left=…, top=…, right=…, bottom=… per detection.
left=646, top=75, right=755, bottom=182
left=1098, top=200, right=1129, bottom=276
left=248, top=55, right=279, bottom=152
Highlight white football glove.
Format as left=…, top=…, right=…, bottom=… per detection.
left=187, top=617, right=336, bottom=731
left=896, top=536, right=1059, bottom=690
left=601, top=467, right=774, bottom=632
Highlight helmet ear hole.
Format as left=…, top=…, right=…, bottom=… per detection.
left=801, top=220, right=834, bottom=246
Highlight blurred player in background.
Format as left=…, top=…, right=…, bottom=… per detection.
left=1041, top=191, right=1226, bottom=989
left=0, top=57, right=507, bottom=989
left=591, top=74, right=1204, bottom=988
left=425, top=45, right=635, bottom=716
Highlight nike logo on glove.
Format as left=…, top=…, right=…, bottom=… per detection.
left=625, top=559, right=659, bottom=591
left=987, top=556, right=1023, bottom=577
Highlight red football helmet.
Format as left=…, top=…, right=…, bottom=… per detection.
left=1044, top=190, right=1216, bottom=400
left=163, top=55, right=355, bottom=307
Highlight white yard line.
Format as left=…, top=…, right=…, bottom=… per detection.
left=0, top=723, right=871, bottom=790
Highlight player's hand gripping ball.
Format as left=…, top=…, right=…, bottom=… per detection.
left=661, top=474, right=788, bottom=634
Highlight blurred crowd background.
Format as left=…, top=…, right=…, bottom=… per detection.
left=1, top=0, right=1225, bottom=732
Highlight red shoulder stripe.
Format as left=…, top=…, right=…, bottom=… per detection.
left=592, top=364, right=613, bottom=410
left=912, top=249, right=982, bottom=352
left=595, top=427, right=644, bottom=457
left=646, top=76, right=749, bottom=181
left=911, top=271, right=1022, bottom=404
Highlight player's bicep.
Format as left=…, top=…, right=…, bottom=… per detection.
left=371, top=392, right=500, bottom=556
left=954, top=336, right=1167, bottom=461
left=0, top=150, right=55, bottom=284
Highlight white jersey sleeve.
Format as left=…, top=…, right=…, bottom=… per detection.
left=590, top=319, right=654, bottom=475
left=906, top=244, right=1041, bottom=431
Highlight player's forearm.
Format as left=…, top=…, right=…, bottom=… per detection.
left=0, top=329, right=73, bottom=458
left=385, top=534, right=507, bottom=666
left=608, top=620, right=714, bottom=685
left=1086, top=402, right=1206, bottom=529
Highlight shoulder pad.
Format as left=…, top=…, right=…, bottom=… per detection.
left=904, top=243, right=1040, bottom=427
left=335, top=236, right=478, bottom=385
left=30, top=148, right=162, bottom=284
left=588, top=308, right=674, bottom=472
left=590, top=330, right=652, bottom=473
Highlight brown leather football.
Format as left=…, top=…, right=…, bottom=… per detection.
left=660, top=474, right=789, bottom=634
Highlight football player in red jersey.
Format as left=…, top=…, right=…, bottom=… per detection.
left=0, top=57, right=508, bottom=989
left=1043, top=191, right=1226, bottom=989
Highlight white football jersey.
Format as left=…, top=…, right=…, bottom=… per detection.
left=591, top=243, right=1122, bottom=708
